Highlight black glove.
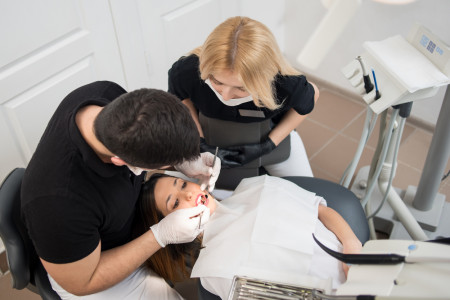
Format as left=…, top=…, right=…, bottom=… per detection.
left=200, top=138, right=241, bottom=169
left=223, top=137, right=276, bottom=166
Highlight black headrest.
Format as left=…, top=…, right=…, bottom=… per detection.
left=0, top=168, right=30, bottom=289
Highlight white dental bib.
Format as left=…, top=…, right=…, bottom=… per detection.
left=191, top=175, right=345, bottom=299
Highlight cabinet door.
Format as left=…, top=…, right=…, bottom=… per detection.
left=131, top=0, right=240, bottom=90
left=0, top=0, right=126, bottom=180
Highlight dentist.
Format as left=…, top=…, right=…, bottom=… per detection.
left=21, top=81, right=220, bottom=299
left=168, top=16, right=319, bottom=177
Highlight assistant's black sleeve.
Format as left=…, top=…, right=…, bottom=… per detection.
left=168, top=55, right=200, bottom=101
left=290, top=76, right=316, bottom=115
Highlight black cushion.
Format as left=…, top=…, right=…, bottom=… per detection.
left=0, top=168, right=60, bottom=299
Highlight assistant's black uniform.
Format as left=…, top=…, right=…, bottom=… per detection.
left=168, top=54, right=315, bottom=124
left=21, top=81, right=144, bottom=264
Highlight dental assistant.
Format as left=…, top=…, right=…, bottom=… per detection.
left=168, top=16, right=318, bottom=177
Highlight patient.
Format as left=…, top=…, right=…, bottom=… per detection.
left=134, top=173, right=362, bottom=298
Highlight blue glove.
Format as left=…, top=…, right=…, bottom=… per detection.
left=223, top=138, right=276, bottom=166
left=200, top=138, right=241, bottom=169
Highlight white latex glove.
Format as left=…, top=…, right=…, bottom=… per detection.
left=175, top=152, right=221, bottom=192
left=150, top=205, right=210, bottom=247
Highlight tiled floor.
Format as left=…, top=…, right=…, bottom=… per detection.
left=1, top=87, right=449, bottom=300
left=297, top=88, right=450, bottom=203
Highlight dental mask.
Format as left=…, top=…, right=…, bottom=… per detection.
left=205, top=78, right=253, bottom=106
left=127, top=165, right=144, bottom=176
left=114, top=156, right=145, bottom=176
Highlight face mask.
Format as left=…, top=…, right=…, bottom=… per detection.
left=127, top=165, right=144, bottom=176
left=114, top=156, right=145, bottom=176
left=205, top=78, right=253, bottom=106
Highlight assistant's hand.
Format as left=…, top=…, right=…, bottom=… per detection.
left=150, top=205, right=210, bottom=247
left=224, top=137, right=276, bottom=166
left=200, top=138, right=241, bottom=169
left=175, top=152, right=221, bottom=192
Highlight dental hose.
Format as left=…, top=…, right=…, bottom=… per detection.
left=340, top=57, right=378, bottom=187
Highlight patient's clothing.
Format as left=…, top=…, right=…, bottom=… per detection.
left=191, top=175, right=345, bottom=299
left=48, top=267, right=183, bottom=300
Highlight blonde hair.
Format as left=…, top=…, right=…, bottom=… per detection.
left=192, top=16, right=300, bottom=110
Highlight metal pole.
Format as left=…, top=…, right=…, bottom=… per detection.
left=413, top=85, right=450, bottom=211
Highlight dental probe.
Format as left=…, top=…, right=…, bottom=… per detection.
left=197, top=212, right=203, bottom=229
left=212, top=146, right=218, bottom=169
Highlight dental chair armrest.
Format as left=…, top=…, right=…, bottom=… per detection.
left=283, top=176, right=369, bottom=244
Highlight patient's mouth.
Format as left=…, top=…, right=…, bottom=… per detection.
left=196, top=194, right=209, bottom=206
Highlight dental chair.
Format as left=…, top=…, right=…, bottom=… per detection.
left=197, top=117, right=370, bottom=300
left=0, top=168, right=61, bottom=300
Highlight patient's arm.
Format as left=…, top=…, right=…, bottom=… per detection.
left=318, top=205, right=362, bottom=276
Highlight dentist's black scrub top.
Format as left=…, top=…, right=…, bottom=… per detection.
left=21, top=81, right=144, bottom=264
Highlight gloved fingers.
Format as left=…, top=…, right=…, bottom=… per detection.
left=220, top=159, right=242, bottom=169
left=184, top=204, right=209, bottom=219
left=225, top=144, right=247, bottom=153
left=185, top=205, right=209, bottom=238
left=200, top=152, right=215, bottom=170
left=151, top=205, right=210, bottom=247
left=197, top=207, right=211, bottom=233
left=205, top=157, right=221, bottom=191
left=211, top=156, right=221, bottom=176
left=221, top=152, right=246, bottom=165
left=164, top=204, right=208, bottom=224
left=220, top=149, right=244, bottom=166
left=175, top=154, right=210, bottom=178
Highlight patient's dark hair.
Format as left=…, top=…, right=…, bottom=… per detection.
left=133, top=173, right=200, bottom=282
left=94, top=88, right=200, bottom=169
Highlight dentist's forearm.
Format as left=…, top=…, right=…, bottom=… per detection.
left=42, top=230, right=161, bottom=296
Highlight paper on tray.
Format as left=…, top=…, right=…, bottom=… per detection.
left=364, top=35, right=449, bottom=93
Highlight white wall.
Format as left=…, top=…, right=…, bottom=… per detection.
left=284, top=0, right=450, bottom=126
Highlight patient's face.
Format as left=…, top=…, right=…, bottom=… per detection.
left=154, top=177, right=216, bottom=216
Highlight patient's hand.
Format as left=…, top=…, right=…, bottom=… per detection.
left=342, top=239, right=362, bottom=277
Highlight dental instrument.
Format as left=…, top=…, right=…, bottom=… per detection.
left=341, top=24, right=450, bottom=240
left=340, top=57, right=380, bottom=188
left=212, top=146, right=218, bottom=170
left=313, top=234, right=450, bottom=265
left=357, top=56, right=374, bottom=93
left=371, top=69, right=381, bottom=100
left=198, top=211, right=203, bottom=229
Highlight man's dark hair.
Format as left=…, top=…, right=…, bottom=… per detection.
left=94, top=88, right=199, bottom=168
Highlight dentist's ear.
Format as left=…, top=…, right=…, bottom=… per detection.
left=110, top=156, right=127, bottom=166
